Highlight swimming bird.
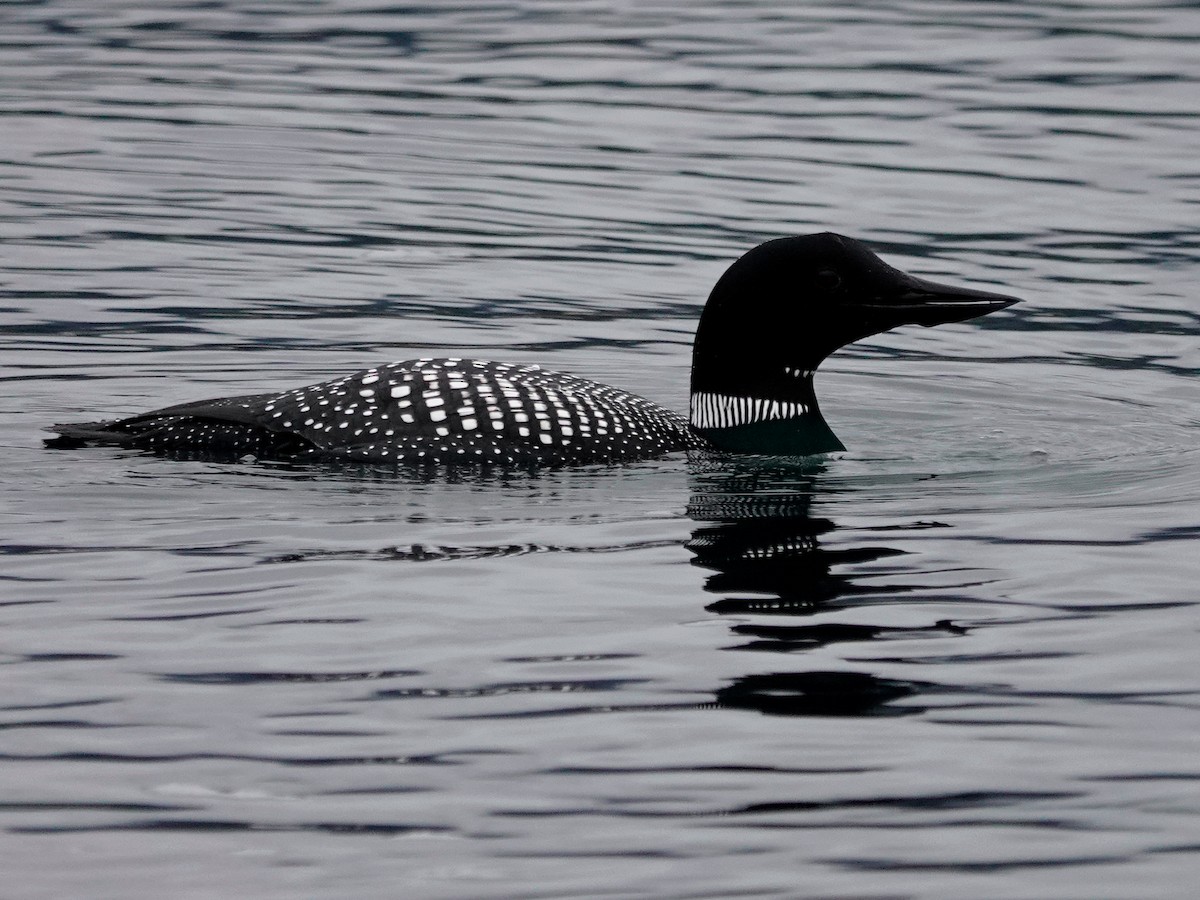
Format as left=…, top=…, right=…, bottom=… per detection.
left=47, top=233, right=1019, bottom=465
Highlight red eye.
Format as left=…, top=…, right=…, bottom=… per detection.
left=815, top=269, right=841, bottom=291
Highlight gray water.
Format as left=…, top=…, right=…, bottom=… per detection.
left=2, top=2, right=1199, bottom=897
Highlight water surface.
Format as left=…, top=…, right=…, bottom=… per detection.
left=2, top=2, right=1199, bottom=897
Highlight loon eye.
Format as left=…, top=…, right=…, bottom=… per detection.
left=815, top=269, right=841, bottom=292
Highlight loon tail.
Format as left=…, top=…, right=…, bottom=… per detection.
left=45, top=405, right=314, bottom=458
left=45, top=391, right=283, bottom=449
left=45, top=421, right=134, bottom=447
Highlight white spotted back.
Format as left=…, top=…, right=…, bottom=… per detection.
left=245, top=358, right=700, bottom=464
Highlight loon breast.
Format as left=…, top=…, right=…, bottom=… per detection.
left=50, top=358, right=703, bottom=465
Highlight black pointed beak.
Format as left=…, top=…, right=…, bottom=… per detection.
left=858, top=273, right=1021, bottom=327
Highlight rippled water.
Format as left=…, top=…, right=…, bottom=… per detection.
left=3, top=1, right=1199, bottom=897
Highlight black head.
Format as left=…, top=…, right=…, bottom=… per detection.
left=690, top=233, right=1020, bottom=397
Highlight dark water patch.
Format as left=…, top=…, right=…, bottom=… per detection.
left=868, top=651, right=1073, bottom=666
left=547, top=764, right=880, bottom=776
left=12, top=818, right=451, bottom=836
left=726, top=620, right=967, bottom=653
left=0, top=750, right=480, bottom=768
left=161, top=668, right=422, bottom=685
left=494, top=788, right=1079, bottom=823
left=375, top=678, right=645, bottom=702
left=264, top=537, right=680, bottom=564
left=0, top=801, right=194, bottom=814
left=245, top=617, right=365, bottom=626
left=715, top=671, right=929, bottom=718
left=732, top=789, right=1080, bottom=816
left=438, top=702, right=699, bottom=721
left=106, top=606, right=270, bottom=622
left=504, top=653, right=637, bottom=663
left=0, top=698, right=117, bottom=713
left=0, top=719, right=127, bottom=731
left=1084, top=772, right=1200, bottom=783
left=832, top=854, right=1133, bottom=873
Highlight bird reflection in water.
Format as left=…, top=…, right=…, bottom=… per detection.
left=264, top=461, right=963, bottom=720
left=687, top=460, right=960, bottom=717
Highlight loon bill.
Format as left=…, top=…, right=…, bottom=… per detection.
left=47, top=233, right=1020, bottom=466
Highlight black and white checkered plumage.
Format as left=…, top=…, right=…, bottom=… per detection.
left=51, top=358, right=705, bottom=465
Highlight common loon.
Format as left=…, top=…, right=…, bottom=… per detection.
left=47, top=233, right=1019, bottom=465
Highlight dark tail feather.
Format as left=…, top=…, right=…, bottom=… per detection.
left=44, top=422, right=136, bottom=447
left=46, top=415, right=315, bottom=459
left=45, top=393, right=278, bottom=449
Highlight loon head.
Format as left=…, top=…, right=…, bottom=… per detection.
left=689, top=232, right=1021, bottom=455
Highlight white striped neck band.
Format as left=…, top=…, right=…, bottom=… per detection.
left=689, top=392, right=811, bottom=430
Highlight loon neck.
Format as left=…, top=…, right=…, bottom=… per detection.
left=692, top=414, right=845, bottom=456
left=688, top=375, right=845, bottom=456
